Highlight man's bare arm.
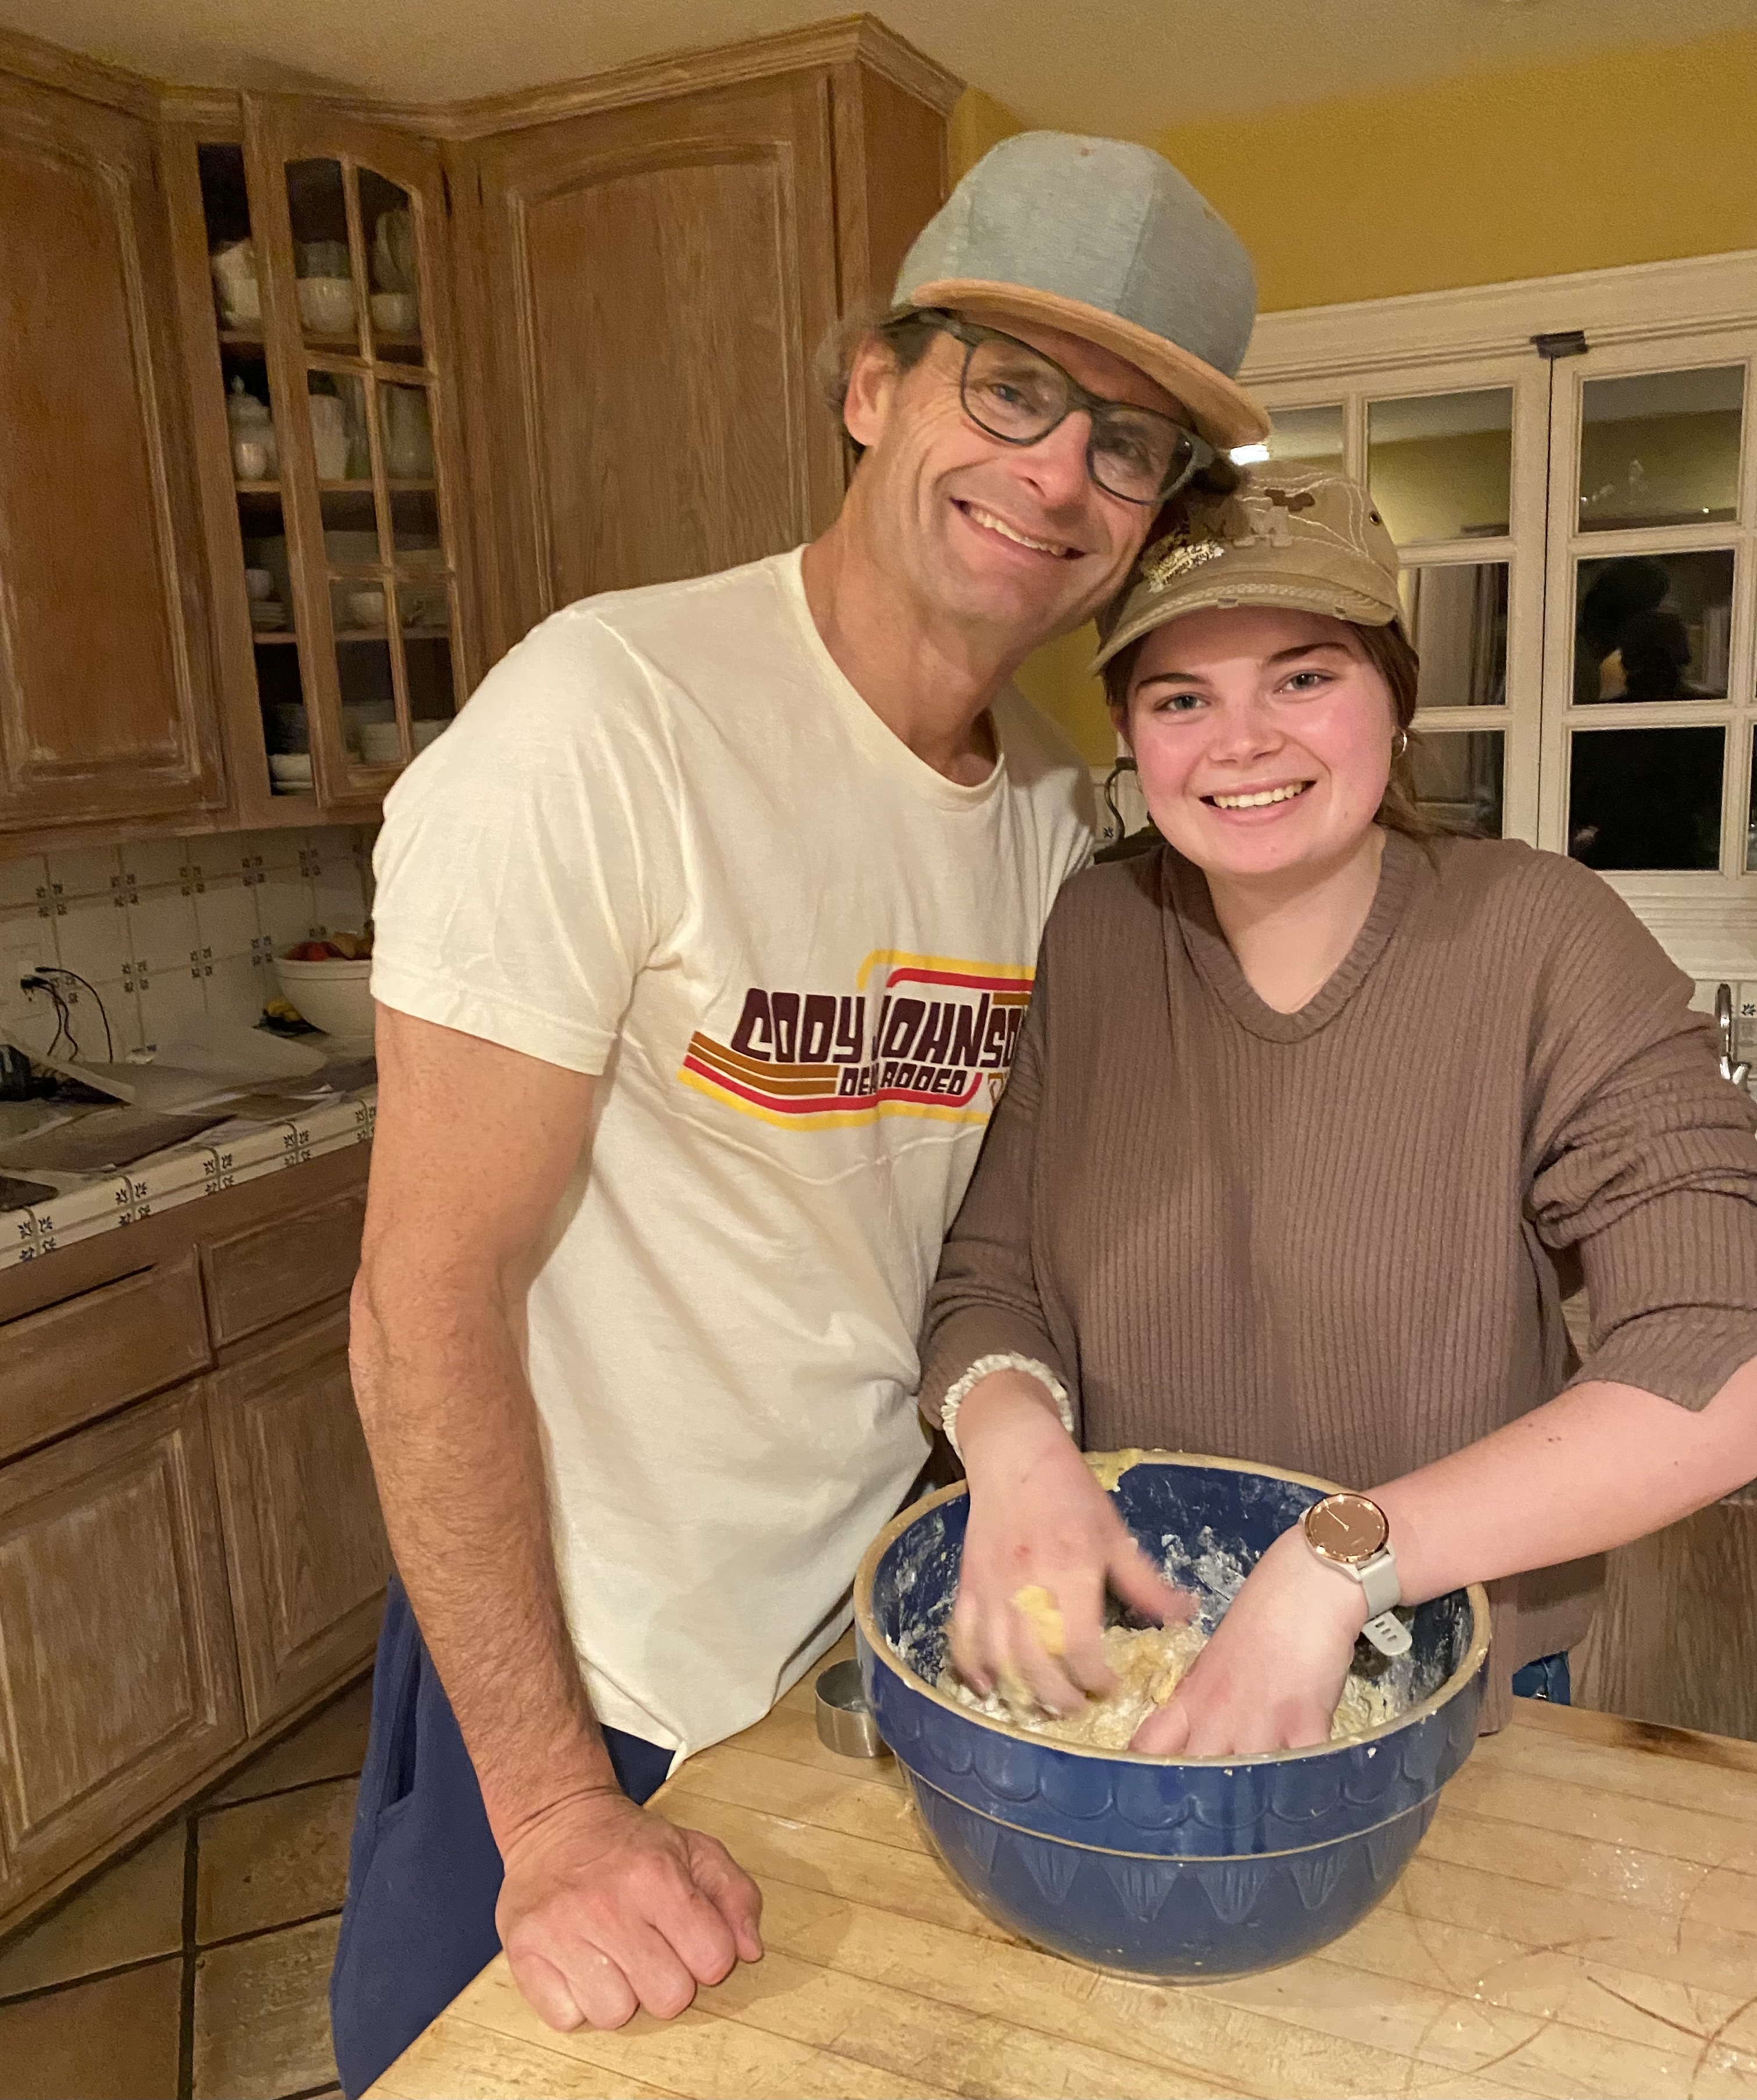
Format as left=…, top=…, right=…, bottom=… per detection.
left=351, top=1007, right=761, bottom=2029
left=353, top=1006, right=605, bottom=1822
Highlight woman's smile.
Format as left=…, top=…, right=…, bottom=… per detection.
left=1203, top=778, right=1316, bottom=813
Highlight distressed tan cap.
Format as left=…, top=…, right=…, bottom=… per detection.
left=1092, top=464, right=1404, bottom=671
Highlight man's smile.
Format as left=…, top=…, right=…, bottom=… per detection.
left=952, top=498, right=1084, bottom=561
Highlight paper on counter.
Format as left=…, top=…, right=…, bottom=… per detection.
left=149, top=1018, right=327, bottom=1081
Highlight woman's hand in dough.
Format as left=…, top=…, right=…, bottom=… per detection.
left=1130, top=1526, right=1367, bottom=1756
left=952, top=1371, right=1190, bottom=1716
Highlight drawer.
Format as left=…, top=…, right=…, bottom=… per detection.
left=202, top=1191, right=367, bottom=1347
left=0, top=1252, right=211, bottom=1462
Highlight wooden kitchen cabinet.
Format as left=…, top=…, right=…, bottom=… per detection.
left=1575, top=1490, right=1757, bottom=1741
left=2, top=1248, right=211, bottom=1464
left=0, top=1145, right=385, bottom=1932
left=158, top=98, right=478, bottom=827
left=0, top=19, right=953, bottom=849
left=451, top=22, right=956, bottom=660
left=0, top=71, right=225, bottom=835
left=207, top=1302, right=390, bottom=1735
left=457, top=71, right=844, bottom=654
left=243, top=98, right=477, bottom=807
left=0, top=1384, right=242, bottom=1908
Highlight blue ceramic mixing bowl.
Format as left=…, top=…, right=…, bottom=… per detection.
left=854, top=1453, right=1489, bottom=1979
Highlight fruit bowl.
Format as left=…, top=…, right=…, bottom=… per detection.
left=854, top=1453, right=1489, bottom=1980
left=274, top=939, right=375, bottom=1042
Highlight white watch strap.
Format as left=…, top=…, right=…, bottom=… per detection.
left=939, top=1354, right=1074, bottom=1458
left=1355, top=1544, right=1410, bottom=1657
left=1362, top=1608, right=1411, bottom=1658
left=1357, top=1547, right=1400, bottom=1620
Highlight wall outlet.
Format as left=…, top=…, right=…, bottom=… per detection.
left=0, top=940, right=56, bottom=1060
left=1, top=939, right=49, bottom=1003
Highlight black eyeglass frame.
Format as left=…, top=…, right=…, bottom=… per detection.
left=919, top=308, right=1217, bottom=506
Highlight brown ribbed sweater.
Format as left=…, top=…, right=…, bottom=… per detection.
left=919, top=830, right=1757, bottom=1726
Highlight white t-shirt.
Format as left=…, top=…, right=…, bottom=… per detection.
left=371, top=549, right=1093, bottom=1755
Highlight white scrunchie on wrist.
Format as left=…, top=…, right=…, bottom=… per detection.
left=938, top=1352, right=1074, bottom=1459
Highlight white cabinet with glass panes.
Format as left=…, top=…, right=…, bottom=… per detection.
left=1541, top=339, right=1751, bottom=889
left=1255, top=360, right=1548, bottom=842
left=1242, top=252, right=1757, bottom=980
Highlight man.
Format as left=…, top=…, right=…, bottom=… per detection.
left=331, top=129, right=1268, bottom=2095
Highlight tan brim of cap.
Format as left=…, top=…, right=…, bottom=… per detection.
left=1091, top=576, right=1402, bottom=674
left=908, top=278, right=1272, bottom=451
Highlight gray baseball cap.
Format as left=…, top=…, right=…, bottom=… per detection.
left=894, top=131, right=1270, bottom=451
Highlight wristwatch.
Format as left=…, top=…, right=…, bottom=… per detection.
left=1301, top=1492, right=1411, bottom=1658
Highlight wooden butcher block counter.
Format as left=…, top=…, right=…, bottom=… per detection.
left=369, top=1638, right=1757, bottom=2100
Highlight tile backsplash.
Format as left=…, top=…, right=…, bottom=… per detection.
left=0, top=826, right=376, bottom=1064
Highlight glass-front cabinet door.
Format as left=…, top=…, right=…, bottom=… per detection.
left=244, top=101, right=474, bottom=806
left=1540, top=332, right=1752, bottom=888
left=1252, top=357, right=1550, bottom=842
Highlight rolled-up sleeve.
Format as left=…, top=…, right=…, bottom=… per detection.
left=1526, top=864, right=1757, bottom=1409
left=917, top=953, right=1071, bottom=1429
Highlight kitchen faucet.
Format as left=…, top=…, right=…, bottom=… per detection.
left=1715, top=982, right=1750, bottom=1089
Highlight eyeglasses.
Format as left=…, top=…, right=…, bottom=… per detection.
left=921, top=310, right=1215, bottom=507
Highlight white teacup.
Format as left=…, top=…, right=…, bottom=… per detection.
left=371, top=292, right=419, bottom=335
left=297, top=276, right=357, bottom=336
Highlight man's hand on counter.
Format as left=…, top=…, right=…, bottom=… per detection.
left=494, top=1785, right=764, bottom=2030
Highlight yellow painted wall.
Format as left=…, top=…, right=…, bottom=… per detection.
left=1154, top=29, right=1757, bottom=315
left=946, top=30, right=1757, bottom=759
left=1369, top=430, right=1511, bottom=545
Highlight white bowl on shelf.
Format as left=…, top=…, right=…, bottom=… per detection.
left=346, top=586, right=386, bottom=629
left=370, top=291, right=418, bottom=334
left=274, top=952, right=375, bottom=1041
left=268, top=752, right=314, bottom=792
left=297, top=276, right=356, bottom=336
left=411, top=717, right=448, bottom=752
left=360, top=722, right=403, bottom=764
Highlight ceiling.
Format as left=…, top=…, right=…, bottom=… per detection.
left=1, top=0, right=1752, bottom=121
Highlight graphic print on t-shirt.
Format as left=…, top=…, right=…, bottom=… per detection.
left=679, top=949, right=1033, bottom=1128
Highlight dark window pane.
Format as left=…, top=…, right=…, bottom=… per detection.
left=404, top=634, right=456, bottom=725
left=1575, top=549, right=1734, bottom=702
left=336, top=635, right=396, bottom=715
left=1401, top=563, right=1507, bottom=708
left=1579, top=367, right=1742, bottom=530
left=390, top=485, right=440, bottom=557
left=1569, top=726, right=1723, bottom=870
left=1408, top=731, right=1503, bottom=837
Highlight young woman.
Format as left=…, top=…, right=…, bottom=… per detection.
left=918, top=465, right=1757, bottom=1756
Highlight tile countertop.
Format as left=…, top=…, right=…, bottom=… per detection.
left=1, top=1086, right=375, bottom=1273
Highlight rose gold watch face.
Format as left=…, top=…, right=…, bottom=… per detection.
left=1304, top=1492, right=1389, bottom=1566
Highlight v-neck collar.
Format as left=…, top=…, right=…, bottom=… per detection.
left=1163, top=828, right=1428, bottom=1044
